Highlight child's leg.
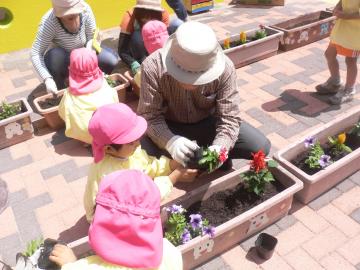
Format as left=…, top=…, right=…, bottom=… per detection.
left=345, top=56, right=358, bottom=89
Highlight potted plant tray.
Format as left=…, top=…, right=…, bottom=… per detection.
left=162, top=165, right=303, bottom=270
left=105, top=73, right=130, bottom=102
left=274, top=107, right=360, bottom=204
left=220, top=26, right=283, bottom=68
left=237, top=0, right=284, bottom=6
left=271, top=10, right=335, bottom=51
left=0, top=98, right=33, bottom=149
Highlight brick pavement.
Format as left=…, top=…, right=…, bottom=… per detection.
left=1, top=0, right=360, bottom=268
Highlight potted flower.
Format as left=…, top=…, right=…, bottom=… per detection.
left=271, top=10, right=335, bottom=51
left=219, top=25, right=283, bottom=68
left=161, top=150, right=302, bottom=269
left=0, top=98, right=33, bottom=149
left=237, top=0, right=285, bottom=6
left=187, top=146, right=228, bottom=173
left=274, top=107, right=360, bottom=203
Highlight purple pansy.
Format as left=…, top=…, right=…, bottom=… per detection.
left=189, top=214, right=203, bottom=229
left=166, top=204, right=184, bottom=214
left=304, top=136, right=316, bottom=148
left=203, top=226, right=215, bottom=238
left=318, top=154, right=331, bottom=168
left=181, top=229, right=191, bottom=244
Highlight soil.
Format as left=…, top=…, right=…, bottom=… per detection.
left=285, top=12, right=332, bottom=29
left=186, top=180, right=285, bottom=227
left=38, top=96, right=62, bottom=109
left=291, top=134, right=360, bottom=175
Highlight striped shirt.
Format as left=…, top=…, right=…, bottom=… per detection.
left=31, top=3, right=96, bottom=80
left=137, top=51, right=242, bottom=151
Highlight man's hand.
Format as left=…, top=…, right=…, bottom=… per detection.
left=166, top=136, right=200, bottom=166
left=49, top=244, right=77, bottom=267
left=44, top=78, right=58, bottom=95
left=209, top=144, right=229, bottom=171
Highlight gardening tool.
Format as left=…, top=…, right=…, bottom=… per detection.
left=255, top=233, right=278, bottom=260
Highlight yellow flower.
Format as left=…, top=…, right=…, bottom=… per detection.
left=338, top=133, right=346, bottom=144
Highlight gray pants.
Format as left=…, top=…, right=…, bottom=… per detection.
left=141, top=117, right=271, bottom=160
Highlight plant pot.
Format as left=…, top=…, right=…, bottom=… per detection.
left=237, top=0, right=284, bottom=5
left=220, top=26, right=283, bottom=68
left=108, top=73, right=130, bottom=103
left=0, top=98, right=33, bottom=149
left=255, top=233, right=278, bottom=260
left=161, top=165, right=303, bottom=270
left=271, top=10, right=336, bottom=51
left=274, top=107, right=360, bottom=204
left=124, top=71, right=140, bottom=97
left=33, top=90, right=65, bottom=130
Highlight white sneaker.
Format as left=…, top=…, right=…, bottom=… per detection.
left=328, top=88, right=356, bottom=105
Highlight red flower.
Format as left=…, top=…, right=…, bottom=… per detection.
left=259, top=24, right=265, bottom=29
left=250, top=150, right=267, bottom=173
left=219, top=147, right=228, bottom=163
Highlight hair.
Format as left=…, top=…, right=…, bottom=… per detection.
left=109, top=144, right=123, bottom=151
left=133, top=7, right=162, bottom=28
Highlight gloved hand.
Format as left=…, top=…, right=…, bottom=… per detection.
left=166, top=136, right=200, bottom=166
left=44, top=78, right=58, bottom=95
left=86, top=39, right=93, bottom=50
left=209, top=144, right=228, bottom=170
left=130, top=61, right=141, bottom=76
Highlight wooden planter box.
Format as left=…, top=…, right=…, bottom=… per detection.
left=124, top=71, right=140, bottom=97
left=237, top=0, right=284, bottom=5
left=107, top=73, right=130, bottom=103
left=220, top=26, right=283, bottom=68
left=0, top=98, right=33, bottom=149
left=161, top=165, right=303, bottom=269
left=271, top=10, right=336, bottom=51
left=274, top=107, right=360, bottom=204
left=33, top=90, right=65, bottom=130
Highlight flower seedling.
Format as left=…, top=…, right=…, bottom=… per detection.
left=349, top=121, right=360, bottom=137
left=328, top=133, right=352, bottom=156
left=23, top=238, right=44, bottom=257
left=303, top=136, right=330, bottom=169
left=240, top=150, right=278, bottom=196
left=105, top=75, right=119, bottom=88
left=187, top=146, right=228, bottom=173
left=254, top=25, right=267, bottom=40
left=164, top=204, right=215, bottom=246
left=0, top=101, right=20, bottom=120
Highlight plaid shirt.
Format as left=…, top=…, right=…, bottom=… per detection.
left=137, top=51, right=241, bottom=151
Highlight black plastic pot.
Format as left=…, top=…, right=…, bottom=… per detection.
left=255, top=233, right=278, bottom=260
left=186, top=148, right=207, bottom=171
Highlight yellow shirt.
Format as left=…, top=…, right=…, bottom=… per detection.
left=62, top=239, right=182, bottom=270
left=58, top=80, right=119, bottom=144
left=330, top=0, right=360, bottom=50
left=84, top=146, right=173, bottom=222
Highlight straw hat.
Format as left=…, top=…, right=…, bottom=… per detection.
left=134, top=0, right=163, bottom=12
left=51, top=0, right=85, bottom=17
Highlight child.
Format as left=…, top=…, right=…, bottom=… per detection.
left=84, top=103, right=197, bottom=222
left=316, top=0, right=360, bottom=104
left=133, top=20, right=170, bottom=90
left=49, top=169, right=183, bottom=270
left=58, top=48, right=119, bottom=144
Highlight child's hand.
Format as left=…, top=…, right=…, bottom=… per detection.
left=49, top=244, right=77, bottom=267
left=169, top=167, right=198, bottom=183
left=169, top=159, right=182, bottom=171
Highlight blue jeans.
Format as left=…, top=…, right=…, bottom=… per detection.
left=44, top=46, right=119, bottom=89
left=166, top=0, right=188, bottom=21
left=130, top=18, right=183, bottom=63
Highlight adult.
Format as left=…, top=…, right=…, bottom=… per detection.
left=165, top=0, right=188, bottom=22
left=31, top=0, right=119, bottom=94
left=138, top=21, right=271, bottom=168
left=117, top=0, right=182, bottom=77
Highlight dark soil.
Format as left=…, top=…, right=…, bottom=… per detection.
left=38, top=96, right=62, bottom=109
left=291, top=134, right=360, bottom=175
left=186, top=180, right=285, bottom=227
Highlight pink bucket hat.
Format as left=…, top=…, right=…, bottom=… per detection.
left=142, top=20, right=169, bottom=54
left=68, top=48, right=103, bottom=95
left=88, top=103, right=147, bottom=163
left=89, top=169, right=163, bottom=268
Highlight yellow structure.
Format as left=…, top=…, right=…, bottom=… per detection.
left=0, top=0, right=172, bottom=54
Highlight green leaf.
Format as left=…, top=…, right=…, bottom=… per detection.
left=343, top=145, right=352, bottom=153
left=267, top=159, right=278, bottom=168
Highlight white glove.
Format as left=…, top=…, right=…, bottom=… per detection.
left=44, top=78, right=58, bottom=95
left=166, top=136, right=200, bottom=166
left=209, top=144, right=229, bottom=170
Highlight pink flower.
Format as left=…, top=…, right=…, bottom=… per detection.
left=219, top=147, right=228, bottom=163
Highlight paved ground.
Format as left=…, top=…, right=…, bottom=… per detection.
left=1, top=0, right=360, bottom=269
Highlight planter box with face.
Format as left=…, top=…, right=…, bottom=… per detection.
left=237, top=0, right=284, bottom=5
left=274, top=107, right=360, bottom=203
left=0, top=98, right=33, bottom=149
left=161, top=165, right=303, bottom=270
left=271, top=10, right=335, bottom=51
left=220, top=26, right=283, bottom=68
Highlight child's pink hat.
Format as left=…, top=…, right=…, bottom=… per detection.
left=89, top=169, right=163, bottom=268
left=68, top=48, right=103, bottom=95
left=88, top=103, right=147, bottom=163
left=142, top=20, right=169, bottom=54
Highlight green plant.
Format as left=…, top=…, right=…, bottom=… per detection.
left=164, top=205, right=214, bottom=246
left=304, top=137, right=332, bottom=169
left=198, top=146, right=228, bottom=173
left=254, top=25, right=267, bottom=40
left=240, top=150, right=277, bottom=196
left=105, top=76, right=118, bottom=88
left=328, top=133, right=352, bottom=156
left=23, top=238, right=43, bottom=257
left=0, top=101, right=20, bottom=120
left=349, top=121, right=360, bottom=137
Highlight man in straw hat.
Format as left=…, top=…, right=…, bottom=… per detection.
left=138, top=21, right=271, bottom=169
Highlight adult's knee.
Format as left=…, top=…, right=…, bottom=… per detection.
left=98, top=47, right=119, bottom=74
left=44, top=47, right=69, bottom=73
